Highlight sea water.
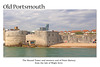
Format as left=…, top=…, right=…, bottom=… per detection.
left=4, top=47, right=96, bottom=57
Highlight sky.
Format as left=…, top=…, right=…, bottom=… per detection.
left=3, top=9, right=96, bottom=31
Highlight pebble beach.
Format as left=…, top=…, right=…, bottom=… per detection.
left=49, top=43, right=96, bottom=48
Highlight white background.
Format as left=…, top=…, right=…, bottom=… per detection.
left=0, top=0, right=100, bottom=67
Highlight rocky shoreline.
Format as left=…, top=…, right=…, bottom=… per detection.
left=4, top=43, right=96, bottom=48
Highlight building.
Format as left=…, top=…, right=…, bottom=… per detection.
left=64, top=31, right=67, bottom=33
left=45, top=24, right=49, bottom=30
left=39, top=24, right=49, bottom=31
left=82, top=30, right=89, bottom=33
left=40, top=27, right=46, bottom=31
left=5, top=27, right=27, bottom=47
left=68, top=31, right=71, bottom=34
left=26, top=30, right=62, bottom=47
left=82, top=30, right=90, bottom=35
left=4, top=25, right=96, bottom=47
left=91, top=29, right=96, bottom=33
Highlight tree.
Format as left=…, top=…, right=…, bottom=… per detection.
left=89, top=32, right=96, bottom=34
left=75, top=32, right=83, bottom=35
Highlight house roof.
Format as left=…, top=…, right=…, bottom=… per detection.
left=71, top=30, right=82, bottom=33
left=59, top=29, right=96, bottom=33
left=68, top=31, right=71, bottom=32
left=60, top=31, right=63, bottom=33
left=82, top=30, right=89, bottom=32
left=64, top=31, right=67, bottom=33
left=91, top=29, right=96, bottom=32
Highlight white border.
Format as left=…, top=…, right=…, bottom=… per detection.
left=0, top=0, right=100, bottom=67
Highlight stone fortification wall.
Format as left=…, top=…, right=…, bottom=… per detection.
left=61, top=34, right=96, bottom=43
left=26, top=31, right=96, bottom=47
left=5, top=30, right=27, bottom=46
left=26, top=31, right=48, bottom=46
left=26, top=31, right=62, bottom=46
left=47, top=31, right=62, bottom=46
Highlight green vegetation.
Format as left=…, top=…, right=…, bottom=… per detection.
left=75, top=32, right=83, bottom=35
left=89, top=32, right=96, bottom=34
left=64, top=33, right=68, bottom=35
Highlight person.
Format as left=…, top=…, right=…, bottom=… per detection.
left=95, top=39, right=96, bottom=43
left=93, top=39, right=96, bottom=43
left=93, top=39, right=95, bottom=43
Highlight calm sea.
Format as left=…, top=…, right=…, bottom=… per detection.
left=4, top=47, right=96, bottom=57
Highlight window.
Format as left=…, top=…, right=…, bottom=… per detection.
left=31, top=41, right=35, bottom=44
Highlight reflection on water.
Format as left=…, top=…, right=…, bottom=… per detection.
left=4, top=47, right=96, bottom=57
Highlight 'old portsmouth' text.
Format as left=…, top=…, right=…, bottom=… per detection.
left=3, top=4, right=45, bottom=9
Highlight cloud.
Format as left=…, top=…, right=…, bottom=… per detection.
left=4, top=9, right=96, bottom=31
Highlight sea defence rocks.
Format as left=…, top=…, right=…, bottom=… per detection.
left=5, top=30, right=27, bottom=47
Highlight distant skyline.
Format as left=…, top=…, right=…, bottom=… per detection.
left=4, top=9, right=96, bottom=31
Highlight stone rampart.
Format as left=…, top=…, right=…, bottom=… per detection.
left=61, top=34, right=96, bottom=43
left=5, top=30, right=27, bottom=46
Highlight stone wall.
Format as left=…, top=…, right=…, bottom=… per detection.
left=5, top=30, right=96, bottom=47
left=26, top=31, right=47, bottom=46
left=61, top=34, right=96, bottom=43
left=5, top=30, right=27, bottom=46
left=26, top=31, right=61, bottom=46
left=26, top=31, right=96, bottom=47
left=47, top=31, right=62, bottom=46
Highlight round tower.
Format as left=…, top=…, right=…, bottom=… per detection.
left=5, top=30, right=27, bottom=47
